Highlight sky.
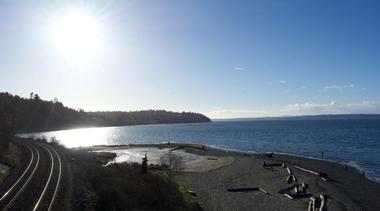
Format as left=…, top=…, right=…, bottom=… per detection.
left=1, top=0, right=380, bottom=119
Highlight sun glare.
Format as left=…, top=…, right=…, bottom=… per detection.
left=52, top=11, right=103, bottom=61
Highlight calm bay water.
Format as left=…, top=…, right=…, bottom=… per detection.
left=21, top=119, right=380, bottom=181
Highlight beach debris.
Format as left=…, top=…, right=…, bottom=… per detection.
left=207, top=157, right=218, bottom=160
left=285, top=166, right=298, bottom=184
left=294, top=165, right=328, bottom=181
left=286, top=174, right=297, bottom=184
left=283, top=193, right=293, bottom=200
left=263, top=161, right=284, bottom=172
left=308, top=194, right=326, bottom=211
left=263, top=162, right=283, bottom=168
left=294, top=165, right=318, bottom=175
left=319, top=194, right=326, bottom=211
left=308, top=196, right=316, bottom=211
left=259, top=188, right=270, bottom=195
left=278, top=182, right=310, bottom=199
left=227, top=187, right=260, bottom=192
left=318, top=172, right=328, bottom=181
left=286, top=167, right=293, bottom=175
left=294, top=183, right=306, bottom=194
left=227, top=187, right=270, bottom=195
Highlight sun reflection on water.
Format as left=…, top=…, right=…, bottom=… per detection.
left=22, top=127, right=117, bottom=148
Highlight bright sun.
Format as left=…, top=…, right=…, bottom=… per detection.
left=52, top=11, right=103, bottom=61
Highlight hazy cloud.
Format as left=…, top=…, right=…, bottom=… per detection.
left=233, top=67, right=244, bottom=71
left=300, top=86, right=307, bottom=89
left=323, top=84, right=355, bottom=91
left=207, top=101, right=380, bottom=119
left=280, top=80, right=287, bottom=84
left=208, top=108, right=268, bottom=119
left=286, top=101, right=380, bottom=115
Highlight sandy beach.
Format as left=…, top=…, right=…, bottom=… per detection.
left=89, top=143, right=380, bottom=211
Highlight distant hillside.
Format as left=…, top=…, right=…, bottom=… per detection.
left=0, top=92, right=211, bottom=132
left=214, top=114, right=380, bottom=122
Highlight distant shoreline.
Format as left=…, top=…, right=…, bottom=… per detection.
left=213, top=114, right=380, bottom=122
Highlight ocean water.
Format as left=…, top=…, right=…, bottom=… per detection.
left=21, top=119, right=380, bottom=181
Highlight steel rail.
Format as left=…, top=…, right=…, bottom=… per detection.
left=44, top=144, right=62, bottom=211
left=3, top=145, right=40, bottom=210
left=0, top=144, right=34, bottom=201
left=33, top=143, right=54, bottom=211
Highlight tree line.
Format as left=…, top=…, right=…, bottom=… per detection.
left=0, top=92, right=211, bottom=134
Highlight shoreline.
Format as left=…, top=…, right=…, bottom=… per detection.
left=86, top=142, right=380, bottom=211
left=86, top=142, right=380, bottom=183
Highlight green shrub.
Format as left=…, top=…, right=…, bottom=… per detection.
left=71, top=150, right=198, bottom=211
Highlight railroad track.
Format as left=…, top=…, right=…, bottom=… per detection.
left=0, top=140, right=63, bottom=210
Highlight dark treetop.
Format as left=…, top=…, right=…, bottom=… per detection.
left=0, top=92, right=211, bottom=132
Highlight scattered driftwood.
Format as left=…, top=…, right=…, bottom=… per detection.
left=263, top=162, right=285, bottom=172
left=308, top=196, right=316, bottom=211
left=227, top=187, right=260, bottom=192
left=286, top=174, right=297, bottom=184
left=294, top=165, right=318, bottom=175
left=308, top=194, right=326, bottom=211
left=278, top=182, right=310, bottom=200
left=286, top=167, right=293, bottom=175
left=283, top=193, right=293, bottom=199
left=320, top=194, right=326, bottom=210
left=258, top=188, right=270, bottom=195
left=318, top=172, right=328, bottom=181
left=207, top=157, right=218, bottom=160
left=294, top=165, right=328, bottom=181
left=263, top=162, right=283, bottom=168
left=294, top=182, right=306, bottom=194
left=284, top=166, right=298, bottom=184
left=227, top=187, right=269, bottom=195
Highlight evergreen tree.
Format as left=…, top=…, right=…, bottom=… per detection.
left=141, top=154, right=148, bottom=174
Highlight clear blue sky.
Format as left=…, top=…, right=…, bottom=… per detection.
left=1, top=0, right=380, bottom=118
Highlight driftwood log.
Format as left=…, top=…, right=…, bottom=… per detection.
left=279, top=182, right=310, bottom=200
left=286, top=174, right=297, bottom=184
left=263, top=162, right=283, bottom=168
left=227, top=187, right=269, bottom=195
left=258, top=188, right=270, bottom=195
left=283, top=193, right=293, bottom=199
left=319, top=194, right=326, bottom=211
left=308, top=194, right=326, bottom=211
left=286, top=167, right=293, bottom=175
left=294, top=165, right=328, bottom=181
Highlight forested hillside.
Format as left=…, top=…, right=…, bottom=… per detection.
left=0, top=92, right=210, bottom=132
